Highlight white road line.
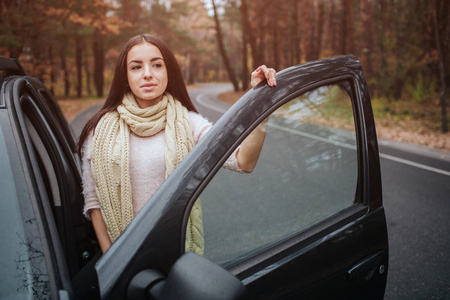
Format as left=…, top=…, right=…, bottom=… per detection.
left=270, top=123, right=357, bottom=151
left=194, top=89, right=449, bottom=177
left=271, top=123, right=450, bottom=177
left=195, top=92, right=228, bottom=114
left=379, top=153, right=450, bottom=176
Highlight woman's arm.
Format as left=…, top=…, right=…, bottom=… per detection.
left=236, top=118, right=269, bottom=173
left=80, top=135, right=112, bottom=252
left=91, top=209, right=112, bottom=253
left=236, top=65, right=276, bottom=173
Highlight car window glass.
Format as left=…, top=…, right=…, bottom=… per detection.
left=37, top=88, right=78, bottom=151
left=25, top=116, right=61, bottom=206
left=201, top=82, right=358, bottom=267
left=0, top=120, right=50, bottom=299
left=19, top=88, right=97, bottom=278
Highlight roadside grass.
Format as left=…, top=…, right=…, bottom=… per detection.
left=218, top=90, right=450, bottom=151
left=371, top=97, right=449, bottom=150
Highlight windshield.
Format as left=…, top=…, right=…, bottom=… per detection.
left=0, top=117, right=50, bottom=299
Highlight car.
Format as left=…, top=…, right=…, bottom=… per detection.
left=0, top=55, right=388, bottom=300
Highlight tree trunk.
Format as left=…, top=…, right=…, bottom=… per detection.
left=346, top=0, right=354, bottom=54
left=328, top=0, right=337, bottom=55
left=360, top=0, right=374, bottom=92
left=340, top=0, right=348, bottom=54
left=315, top=0, right=325, bottom=59
left=84, top=45, right=92, bottom=96
left=76, top=35, right=83, bottom=98
left=59, top=46, right=70, bottom=97
left=393, top=1, right=404, bottom=100
left=48, top=45, right=56, bottom=96
left=212, top=0, right=239, bottom=92
left=272, top=1, right=280, bottom=70
left=433, top=0, right=448, bottom=132
left=188, top=57, right=197, bottom=85
left=93, top=29, right=104, bottom=98
left=290, top=0, right=301, bottom=64
left=240, top=0, right=259, bottom=69
left=241, top=25, right=249, bottom=91
left=306, top=0, right=316, bottom=61
left=184, top=52, right=191, bottom=84
left=253, top=0, right=269, bottom=68
left=376, top=0, right=388, bottom=97
left=239, top=0, right=264, bottom=69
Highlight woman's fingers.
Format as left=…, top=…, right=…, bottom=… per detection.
left=263, top=66, right=277, bottom=87
left=251, top=65, right=277, bottom=88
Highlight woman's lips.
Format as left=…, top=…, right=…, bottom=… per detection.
left=141, top=83, right=156, bottom=91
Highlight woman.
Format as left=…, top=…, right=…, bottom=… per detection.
left=79, top=34, right=276, bottom=254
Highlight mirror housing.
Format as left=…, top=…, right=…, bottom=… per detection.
left=128, top=252, right=247, bottom=300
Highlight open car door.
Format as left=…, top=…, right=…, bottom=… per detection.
left=96, top=55, right=388, bottom=300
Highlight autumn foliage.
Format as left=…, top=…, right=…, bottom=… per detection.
left=0, top=0, right=448, bottom=132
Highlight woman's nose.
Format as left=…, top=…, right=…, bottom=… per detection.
left=143, top=66, right=152, bottom=79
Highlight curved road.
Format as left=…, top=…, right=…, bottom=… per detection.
left=189, top=83, right=234, bottom=122
left=71, top=83, right=450, bottom=300
left=190, top=84, right=450, bottom=300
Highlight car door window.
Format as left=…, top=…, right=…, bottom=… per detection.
left=17, top=84, right=97, bottom=278
left=0, top=120, right=51, bottom=299
left=202, top=82, right=358, bottom=266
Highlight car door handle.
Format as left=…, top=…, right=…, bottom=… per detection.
left=347, top=250, right=387, bottom=281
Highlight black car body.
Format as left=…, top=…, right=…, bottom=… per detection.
left=0, top=55, right=388, bottom=299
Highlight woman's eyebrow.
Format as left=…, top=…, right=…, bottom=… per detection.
left=128, top=57, right=164, bottom=65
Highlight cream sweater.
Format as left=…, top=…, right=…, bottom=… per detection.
left=82, top=111, right=241, bottom=218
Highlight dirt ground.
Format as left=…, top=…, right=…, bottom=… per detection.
left=57, top=97, right=105, bottom=122
left=56, top=90, right=450, bottom=152
left=217, top=90, right=450, bottom=152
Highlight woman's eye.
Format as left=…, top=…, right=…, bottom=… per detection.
left=131, top=65, right=141, bottom=70
left=153, top=63, right=162, bottom=68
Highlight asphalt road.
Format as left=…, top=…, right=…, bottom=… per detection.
left=379, top=141, right=450, bottom=300
left=71, top=83, right=450, bottom=299
left=193, top=84, right=450, bottom=299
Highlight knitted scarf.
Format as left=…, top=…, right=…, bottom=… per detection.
left=91, top=92, right=204, bottom=255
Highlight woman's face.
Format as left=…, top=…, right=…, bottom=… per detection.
left=126, top=42, right=168, bottom=108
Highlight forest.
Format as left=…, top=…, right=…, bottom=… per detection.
left=0, top=0, right=449, bottom=133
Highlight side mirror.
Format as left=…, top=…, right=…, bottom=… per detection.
left=128, top=252, right=247, bottom=300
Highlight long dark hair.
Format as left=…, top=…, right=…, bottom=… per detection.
left=78, top=34, right=198, bottom=154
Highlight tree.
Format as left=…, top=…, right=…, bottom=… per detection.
left=328, top=0, right=337, bottom=56
left=241, top=26, right=249, bottom=90
left=93, top=28, right=104, bottom=98
left=76, top=35, right=83, bottom=98
left=1, top=0, right=447, bottom=138
left=0, top=0, right=33, bottom=58
left=239, top=0, right=258, bottom=69
left=305, top=0, right=316, bottom=61
left=360, top=0, right=374, bottom=91
left=290, top=0, right=302, bottom=65
left=60, top=41, right=70, bottom=97
left=432, top=0, right=449, bottom=132
left=211, top=0, right=239, bottom=91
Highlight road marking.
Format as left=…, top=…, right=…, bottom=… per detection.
left=195, top=92, right=228, bottom=114
left=270, top=123, right=357, bottom=151
left=271, top=123, right=450, bottom=177
left=193, top=89, right=450, bottom=177
left=379, top=153, right=450, bottom=176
